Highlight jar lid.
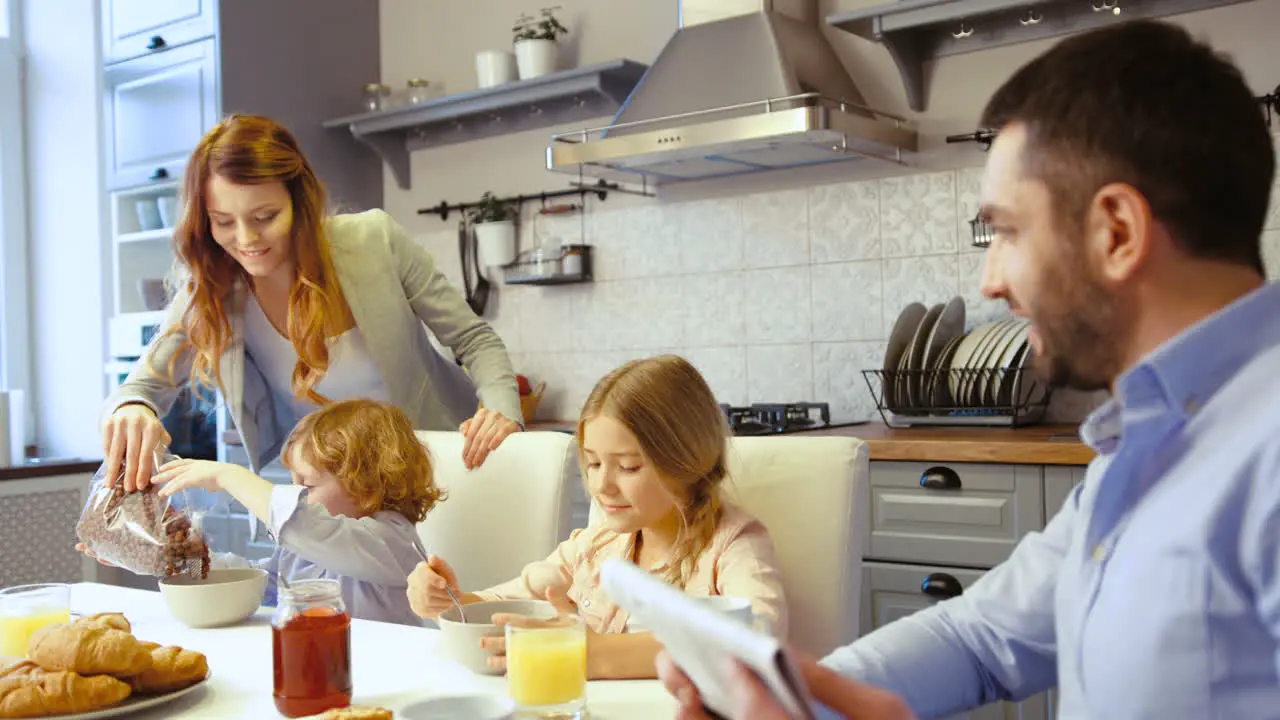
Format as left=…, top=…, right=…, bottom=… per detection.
left=279, top=578, right=343, bottom=603
left=362, top=82, right=391, bottom=92
left=407, top=78, right=430, bottom=87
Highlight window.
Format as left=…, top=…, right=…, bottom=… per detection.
left=0, top=0, right=29, bottom=427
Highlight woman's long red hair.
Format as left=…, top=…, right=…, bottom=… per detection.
left=162, top=114, right=346, bottom=404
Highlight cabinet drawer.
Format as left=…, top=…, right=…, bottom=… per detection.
left=865, top=462, right=1044, bottom=568
left=860, top=561, right=986, bottom=636
left=102, top=0, right=218, bottom=64
left=860, top=562, right=1052, bottom=720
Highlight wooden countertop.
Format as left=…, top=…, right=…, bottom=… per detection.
left=0, top=458, right=103, bottom=482
left=526, top=421, right=1093, bottom=466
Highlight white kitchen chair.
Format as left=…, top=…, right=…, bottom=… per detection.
left=415, top=430, right=580, bottom=592
left=589, top=435, right=867, bottom=657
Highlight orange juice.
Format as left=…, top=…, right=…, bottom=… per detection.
left=0, top=608, right=70, bottom=657
left=506, top=626, right=587, bottom=707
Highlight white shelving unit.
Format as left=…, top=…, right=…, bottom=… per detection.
left=108, top=181, right=178, bottom=317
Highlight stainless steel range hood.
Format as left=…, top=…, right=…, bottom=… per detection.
left=546, top=0, right=917, bottom=186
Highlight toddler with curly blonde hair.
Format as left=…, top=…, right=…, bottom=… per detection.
left=152, top=398, right=443, bottom=626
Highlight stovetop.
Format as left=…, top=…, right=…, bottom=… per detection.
left=719, top=402, right=868, bottom=436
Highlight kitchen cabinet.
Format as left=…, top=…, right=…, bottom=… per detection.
left=859, top=458, right=1087, bottom=720
left=102, top=38, right=218, bottom=190
left=98, top=0, right=383, bottom=207
left=101, top=0, right=216, bottom=65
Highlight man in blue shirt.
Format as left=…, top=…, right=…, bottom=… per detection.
left=659, top=18, right=1280, bottom=720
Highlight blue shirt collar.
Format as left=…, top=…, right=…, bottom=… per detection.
left=1081, top=282, right=1280, bottom=453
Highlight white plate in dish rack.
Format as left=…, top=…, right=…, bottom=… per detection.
left=55, top=676, right=209, bottom=719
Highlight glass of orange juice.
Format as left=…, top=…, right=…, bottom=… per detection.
left=0, top=584, right=71, bottom=658
left=505, top=612, right=587, bottom=718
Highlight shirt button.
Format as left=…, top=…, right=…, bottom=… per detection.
left=582, top=599, right=591, bottom=608
left=1092, top=543, right=1107, bottom=562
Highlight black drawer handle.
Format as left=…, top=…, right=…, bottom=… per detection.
left=921, top=572, right=964, bottom=600
left=920, top=465, right=961, bottom=490
left=149, top=167, right=169, bottom=181
left=146, top=35, right=166, bottom=50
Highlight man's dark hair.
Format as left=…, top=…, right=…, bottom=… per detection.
left=981, top=20, right=1273, bottom=273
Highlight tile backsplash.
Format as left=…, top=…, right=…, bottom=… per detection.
left=418, top=143, right=1280, bottom=425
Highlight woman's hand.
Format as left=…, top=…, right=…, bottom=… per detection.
left=459, top=407, right=520, bottom=469
left=407, top=554, right=468, bottom=619
left=483, top=588, right=583, bottom=672
left=151, top=458, right=249, bottom=497
left=101, top=404, right=171, bottom=492
left=657, top=648, right=917, bottom=720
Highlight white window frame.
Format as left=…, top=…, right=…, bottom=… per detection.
left=0, top=0, right=31, bottom=444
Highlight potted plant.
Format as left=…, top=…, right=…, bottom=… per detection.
left=512, top=6, right=569, bottom=80
left=469, top=192, right=518, bottom=271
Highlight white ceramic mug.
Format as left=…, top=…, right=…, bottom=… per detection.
left=475, top=50, right=516, bottom=89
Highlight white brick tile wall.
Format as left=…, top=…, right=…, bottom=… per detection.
left=428, top=133, right=1280, bottom=425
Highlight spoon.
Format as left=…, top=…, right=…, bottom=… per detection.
left=411, top=536, right=465, bottom=623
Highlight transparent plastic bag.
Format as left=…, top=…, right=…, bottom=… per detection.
left=75, top=452, right=215, bottom=579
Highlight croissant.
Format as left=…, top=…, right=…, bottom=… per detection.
left=26, top=623, right=151, bottom=677
left=129, top=646, right=207, bottom=694
left=0, top=662, right=38, bottom=681
left=0, top=672, right=131, bottom=718
left=75, top=613, right=131, bottom=633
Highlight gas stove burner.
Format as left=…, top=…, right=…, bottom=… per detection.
left=719, top=402, right=832, bottom=436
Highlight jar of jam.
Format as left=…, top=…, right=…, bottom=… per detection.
left=272, top=579, right=351, bottom=718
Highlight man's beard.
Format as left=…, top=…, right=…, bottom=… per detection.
left=1025, top=258, right=1125, bottom=392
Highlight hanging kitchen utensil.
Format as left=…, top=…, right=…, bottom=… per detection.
left=457, top=215, right=490, bottom=317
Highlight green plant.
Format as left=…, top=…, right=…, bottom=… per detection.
left=469, top=192, right=515, bottom=223
left=513, top=6, right=569, bottom=42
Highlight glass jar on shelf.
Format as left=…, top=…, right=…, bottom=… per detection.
left=405, top=78, right=432, bottom=104
left=360, top=82, right=391, bottom=112
left=272, top=579, right=351, bottom=718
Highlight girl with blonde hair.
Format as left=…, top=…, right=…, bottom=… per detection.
left=101, top=114, right=521, bottom=492
left=407, top=355, right=788, bottom=678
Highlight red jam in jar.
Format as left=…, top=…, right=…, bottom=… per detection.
left=271, top=579, right=352, bottom=718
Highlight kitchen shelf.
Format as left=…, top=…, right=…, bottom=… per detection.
left=826, top=0, right=1253, bottom=112
left=322, top=59, right=649, bottom=190
left=117, top=228, right=173, bottom=245
left=503, top=244, right=593, bottom=286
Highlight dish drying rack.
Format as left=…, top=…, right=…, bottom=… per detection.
left=861, top=367, right=1051, bottom=428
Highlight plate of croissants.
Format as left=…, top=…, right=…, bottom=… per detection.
left=0, top=612, right=209, bottom=718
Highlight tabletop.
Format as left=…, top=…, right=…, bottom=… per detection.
left=65, top=582, right=677, bottom=719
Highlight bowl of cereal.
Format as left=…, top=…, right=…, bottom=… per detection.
left=436, top=600, right=555, bottom=675
left=158, top=568, right=268, bottom=628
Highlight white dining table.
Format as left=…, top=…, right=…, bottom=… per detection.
left=66, top=582, right=678, bottom=719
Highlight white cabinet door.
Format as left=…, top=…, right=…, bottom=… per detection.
left=103, top=38, right=219, bottom=190
left=101, top=0, right=217, bottom=64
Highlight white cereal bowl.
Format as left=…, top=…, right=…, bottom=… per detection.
left=401, top=693, right=516, bottom=720
left=436, top=600, right=555, bottom=675
left=158, top=568, right=267, bottom=628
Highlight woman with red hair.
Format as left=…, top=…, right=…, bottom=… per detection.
left=101, top=114, right=522, bottom=490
